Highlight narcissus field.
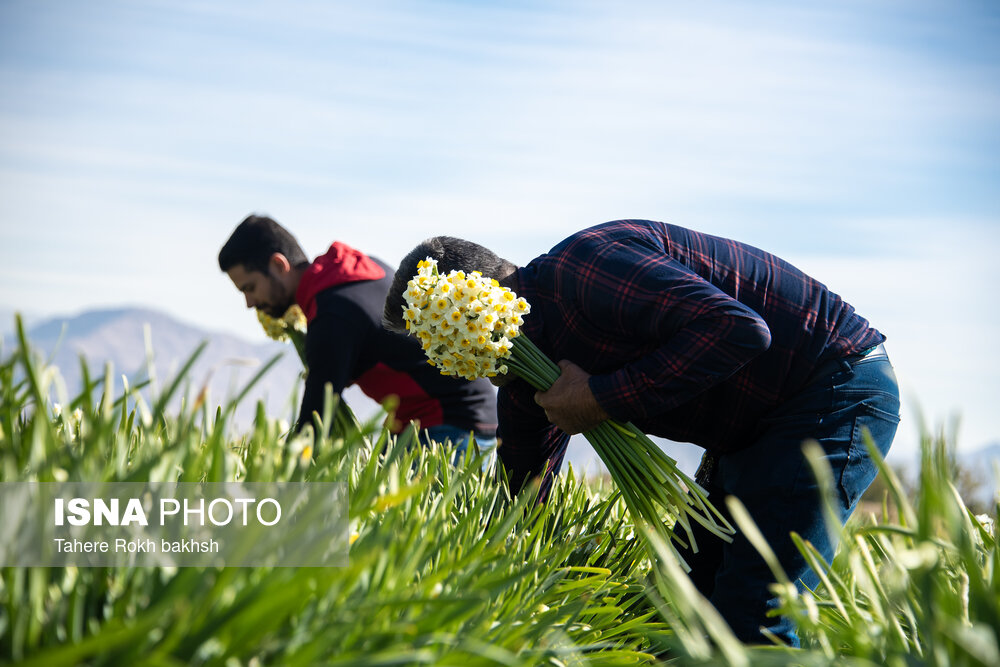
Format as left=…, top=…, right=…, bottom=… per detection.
left=1, top=318, right=997, bottom=666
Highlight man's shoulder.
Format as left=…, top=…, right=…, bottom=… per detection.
left=310, top=277, right=387, bottom=326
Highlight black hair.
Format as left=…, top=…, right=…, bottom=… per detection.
left=218, top=214, right=309, bottom=274
left=382, top=236, right=516, bottom=333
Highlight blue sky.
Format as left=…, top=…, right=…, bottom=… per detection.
left=1, top=0, right=998, bottom=461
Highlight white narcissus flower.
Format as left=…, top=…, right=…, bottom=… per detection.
left=897, top=543, right=939, bottom=570
left=257, top=309, right=288, bottom=341
left=460, top=319, right=480, bottom=338
left=282, top=305, right=307, bottom=332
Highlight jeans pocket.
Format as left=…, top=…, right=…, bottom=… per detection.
left=838, top=399, right=901, bottom=511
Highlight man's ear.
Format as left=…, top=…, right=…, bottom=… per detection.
left=269, top=252, right=292, bottom=274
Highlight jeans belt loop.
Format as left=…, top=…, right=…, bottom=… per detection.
left=806, top=343, right=885, bottom=386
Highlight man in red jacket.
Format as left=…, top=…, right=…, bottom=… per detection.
left=218, top=214, right=497, bottom=454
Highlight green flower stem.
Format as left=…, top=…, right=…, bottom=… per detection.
left=588, top=422, right=692, bottom=569
left=617, top=420, right=733, bottom=537
left=505, top=359, right=550, bottom=392
left=592, top=422, right=699, bottom=553
left=504, top=332, right=735, bottom=565
left=516, top=335, right=561, bottom=377
left=595, top=424, right=678, bottom=513
left=591, top=426, right=670, bottom=529
left=286, top=329, right=308, bottom=368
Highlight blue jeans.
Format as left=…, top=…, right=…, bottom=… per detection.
left=421, top=425, right=498, bottom=468
left=684, top=345, right=900, bottom=646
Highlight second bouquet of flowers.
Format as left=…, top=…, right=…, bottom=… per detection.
left=257, top=305, right=308, bottom=367
left=400, top=258, right=734, bottom=568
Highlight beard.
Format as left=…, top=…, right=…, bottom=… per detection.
left=261, top=275, right=295, bottom=318
left=261, top=304, right=289, bottom=318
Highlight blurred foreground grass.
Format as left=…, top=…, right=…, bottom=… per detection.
left=1, top=317, right=996, bottom=666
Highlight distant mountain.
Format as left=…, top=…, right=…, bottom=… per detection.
left=4, top=307, right=315, bottom=428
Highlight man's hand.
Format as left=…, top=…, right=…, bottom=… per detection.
left=534, top=360, right=610, bottom=434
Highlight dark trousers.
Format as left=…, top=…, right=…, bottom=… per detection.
left=684, top=345, right=900, bottom=646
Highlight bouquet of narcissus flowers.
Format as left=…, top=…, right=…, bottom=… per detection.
left=402, top=259, right=529, bottom=381
left=402, top=258, right=735, bottom=568
left=257, top=305, right=308, bottom=367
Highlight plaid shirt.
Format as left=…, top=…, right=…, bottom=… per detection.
left=497, top=220, right=884, bottom=493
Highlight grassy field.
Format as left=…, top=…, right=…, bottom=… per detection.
left=1, top=318, right=997, bottom=666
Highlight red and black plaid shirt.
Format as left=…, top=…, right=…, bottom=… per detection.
left=497, top=220, right=884, bottom=493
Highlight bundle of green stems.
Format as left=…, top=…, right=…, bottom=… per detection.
left=506, top=334, right=735, bottom=569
